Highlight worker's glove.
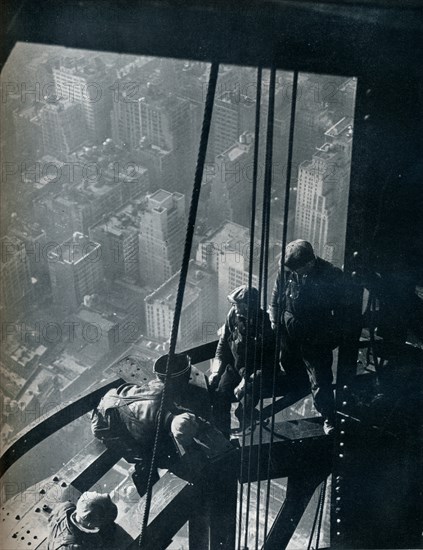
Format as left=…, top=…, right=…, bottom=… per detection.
left=208, top=359, right=224, bottom=390
left=234, top=370, right=262, bottom=401
left=233, top=378, right=246, bottom=401
left=171, top=413, right=199, bottom=449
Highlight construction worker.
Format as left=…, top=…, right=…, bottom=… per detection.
left=269, top=239, right=344, bottom=435
left=209, top=285, right=277, bottom=437
left=47, top=491, right=119, bottom=549
left=92, top=353, right=201, bottom=497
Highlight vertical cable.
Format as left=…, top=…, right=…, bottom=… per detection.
left=254, top=65, right=276, bottom=550
left=237, top=66, right=263, bottom=550
left=138, top=62, right=219, bottom=548
left=263, top=70, right=299, bottom=546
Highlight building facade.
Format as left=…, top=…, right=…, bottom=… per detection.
left=47, top=232, right=103, bottom=313
left=139, top=189, right=185, bottom=286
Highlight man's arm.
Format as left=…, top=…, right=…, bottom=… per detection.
left=269, top=269, right=283, bottom=328
left=209, top=316, right=232, bottom=387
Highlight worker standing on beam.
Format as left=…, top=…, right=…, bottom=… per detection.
left=269, top=240, right=344, bottom=435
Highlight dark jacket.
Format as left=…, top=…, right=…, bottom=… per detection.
left=269, top=257, right=344, bottom=348
left=215, top=306, right=277, bottom=377
left=47, top=502, right=112, bottom=550
left=93, top=381, right=194, bottom=462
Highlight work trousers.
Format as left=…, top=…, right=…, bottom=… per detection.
left=280, top=330, right=335, bottom=422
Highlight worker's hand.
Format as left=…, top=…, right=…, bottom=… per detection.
left=234, top=378, right=246, bottom=401
left=208, top=371, right=221, bottom=390
left=171, top=413, right=199, bottom=448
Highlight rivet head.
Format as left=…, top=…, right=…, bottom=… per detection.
left=364, top=114, right=370, bottom=121
left=337, top=518, right=341, bottom=523
left=353, top=251, right=359, bottom=257
left=339, top=453, right=344, bottom=458
left=340, top=442, right=344, bottom=447
left=343, top=385, right=348, bottom=390
left=342, top=401, right=347, bottom=406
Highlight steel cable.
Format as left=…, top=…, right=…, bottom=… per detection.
left=237, top=65, right=263, bottom=550
left=138, top=62, right=219, bottom=548
left=263, top=70, right=299, bottom=546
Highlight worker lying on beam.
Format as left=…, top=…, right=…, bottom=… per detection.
left=92, top=353, right=233, bottom=497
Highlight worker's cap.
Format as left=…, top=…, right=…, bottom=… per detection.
left=227, top=286, right=259, bottom=318
left=153, top=353, right=191, bottom=379
left=73, top=492, right=117, bottom=533
left=284, top=240, right=315, bottom=271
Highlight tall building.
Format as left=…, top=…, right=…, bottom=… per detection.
left=197, top=221, right=281, bottom=321
left=13, top=104, right=43, bottom=161
left=294, top=117, right=353, bottom=266
left=139, top=189, right=185, bottom=286
left=196, top=221, right=258, bottom=321
left=136, top=142, right=175, bottom=192
left=213, top=91, right=255, bottom=157
left=40, top=98, right=87, bottom=160
left=89, top=203, right=141, bottom=283
left=207, top=132, right=255, bottom=229
left=8, top=220, right=51, bottom=297
left=53, top=57, right=113, bottom=143
left=0, top=236, right=32, bottom=316
left=44, top=176, right=124, bottom=242
left=111, top=83, right=194, bottom=194
left=145, top=260, right=217, bottom=351
left=47, top=232, right=103, bottom=313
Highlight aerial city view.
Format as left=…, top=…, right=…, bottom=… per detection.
left=0, top=42, right=357, bottom=548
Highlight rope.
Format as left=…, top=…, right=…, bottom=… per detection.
left=237, top=66, right=263, bottom=550
left=254, top=65, right=276, bottom=550
left=263, top=70, right=299, bottom=545
left=138, top=62, right=219, bottom=548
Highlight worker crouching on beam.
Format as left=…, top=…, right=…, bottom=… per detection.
left=209, top=285, right=278, bottom=438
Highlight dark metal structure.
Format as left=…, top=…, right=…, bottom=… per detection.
left=1, top=1, right=422, bottom=548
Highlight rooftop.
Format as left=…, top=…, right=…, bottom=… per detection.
left=200, top=220, right=251, bottom=252
left=218, top=132, right=254, bottom=163
left=92, top=203, right=141, bottom=237
left=145, top=261, right=211, bottom=309
left=75, top=308, right=116, bottom=332
left=48, top=232, right=101, bottom=265
left=147, top=189, right=184, bottom=212
left=325, top=116, right=354, bottom=140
